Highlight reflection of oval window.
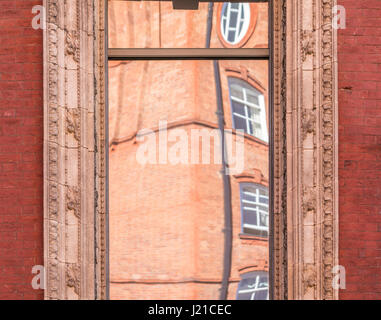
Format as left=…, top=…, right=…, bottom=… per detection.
left=221, top=3, right=251, bottom=45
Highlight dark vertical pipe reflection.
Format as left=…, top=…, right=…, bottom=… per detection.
left=205, top=2, right=214, bottom=48
left=214, top=60, right=233, bottom=301
left=206, top=2, right=233, bottom=300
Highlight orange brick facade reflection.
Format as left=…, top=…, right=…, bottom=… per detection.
left=108, top=1, right=269, bottom=300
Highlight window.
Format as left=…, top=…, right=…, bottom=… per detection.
left=240, top=183, right=269, bottom=237
left=107, top=0, right=272, bottom=301
left=229, top=77, right=268, bottom=142
left=237, top=272, right=269, bottom=300
left=221, top=3, right=251, bottom=45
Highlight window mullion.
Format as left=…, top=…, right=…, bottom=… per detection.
left=235, top=3, right=242, bottom=43
left=225, top=3, right=232, bottom=40
left=258, top=94, right=268, bottom=142
left=242, top=88, right=251, bottom=135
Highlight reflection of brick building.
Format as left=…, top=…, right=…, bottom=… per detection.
left=108, top=2, right=269, bottom=300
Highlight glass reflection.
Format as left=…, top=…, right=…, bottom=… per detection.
left=237, top=272, right=269, bottom=300
left=108, top=1, right=268, bottom=48
left=109, top=59, right=269, bottom=300
left=108, top=1, right=270, bottom=300
left=221, top=3, right=251, bottom=44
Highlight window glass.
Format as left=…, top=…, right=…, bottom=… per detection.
left=221, top=3, right=251, bottom=45
left=237, top=272, right=269, bottom=300
left=229, top=78, right=268, bottom=142
left=108, top=1, right=268, bottom=48
left=109, top=60, right=269, bottom=299
left=240, top=184, right=269, bottom=237
left=232, top=100, right=246, bottom=116
left=108, top=0, right=270, bottom=301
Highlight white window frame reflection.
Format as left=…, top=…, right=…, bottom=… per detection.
left=237, top=272, right=269, bottom=300
left=240, top=183, right=269, bottom=236
left=221, top=3, right=251, bottom=45
left=228, top=77, right=268, bottom=142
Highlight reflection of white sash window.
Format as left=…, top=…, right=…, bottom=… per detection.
left=240, top=183, right=269, bottom=237
left=229, top=78, right=268, bottom=142
left=237, top=272, right=269, bottom=300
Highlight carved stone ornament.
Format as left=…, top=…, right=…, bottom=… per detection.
left=66, top=264, right=81, bottom=295
left=282, top=0, right=339, bottom=300
left=43, top=0, right=338, bottom=300
left=44, top=0, right=106, bottom=300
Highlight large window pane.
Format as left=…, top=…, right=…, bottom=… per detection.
left=108, top=59, right=269, bottom=299
left=108, top=1, right=268, bottom=48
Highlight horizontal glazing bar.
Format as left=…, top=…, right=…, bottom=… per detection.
left=108, top=48, right=270, bottom=60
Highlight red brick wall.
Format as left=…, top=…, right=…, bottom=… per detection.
left=338, top=0, right=381, bottom=299
left=0, top=0, right=43, bottom=299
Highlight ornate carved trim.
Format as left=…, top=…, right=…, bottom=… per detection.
left=272, top=0, right=289, bottom=300
left=283, top=0, right=339, bottom=299
left=95, top=0, right=108, bottom=300
left=43, top=0, right=106, bottom=299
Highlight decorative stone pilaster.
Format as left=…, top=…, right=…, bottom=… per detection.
left=43, top=0, right=106, bottom=300
left=272, top=0, right=288, bottom=300
left=284, top=0, right=339, bottom=300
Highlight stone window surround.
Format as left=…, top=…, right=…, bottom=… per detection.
left=43, top=0, right=339, bottom=300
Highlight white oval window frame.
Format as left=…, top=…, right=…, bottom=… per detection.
left=220, top=3, right=251, bottom=45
